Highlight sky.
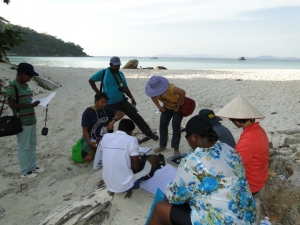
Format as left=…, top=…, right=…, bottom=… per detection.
left=1, top=0, right=300, bottom=58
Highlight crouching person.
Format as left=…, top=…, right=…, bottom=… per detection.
left=102, top=119, right=160, bottom=193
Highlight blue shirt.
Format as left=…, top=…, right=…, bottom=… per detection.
left=81, top=107, right=117, bottom=141
left=165, top=141, right=256, bottom=225
left=90, top=68, right=128, bottom=105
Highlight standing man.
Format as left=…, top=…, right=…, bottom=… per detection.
left=89, top=56, right=158, bottom=140
left=6, top=63, right=44, bottom=178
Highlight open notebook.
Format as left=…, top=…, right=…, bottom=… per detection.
left=138, top=147, right=152, bottom=153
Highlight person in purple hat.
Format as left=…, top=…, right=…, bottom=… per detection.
left=145, top=76, right=186, bottom=155
left=89, top=56, right=158, bottom=140
left=6, top=63, right=45, bottom=179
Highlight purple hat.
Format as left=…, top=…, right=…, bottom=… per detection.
left=145, top=76, right=169, bottom=97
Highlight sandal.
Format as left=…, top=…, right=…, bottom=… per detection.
left=154, top=147, right=166, bottom=153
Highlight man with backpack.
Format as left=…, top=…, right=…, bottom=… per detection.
left=88, top=56, right=158, bottom=141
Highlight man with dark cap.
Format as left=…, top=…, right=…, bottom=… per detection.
left=88, top=56, right=158, bottom=140
left=6, top=63, right=44, bottom=178
left=199, top=109, right=236, bottom=148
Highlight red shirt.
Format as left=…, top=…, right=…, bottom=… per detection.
left=235, top=122, right=269, bottom=193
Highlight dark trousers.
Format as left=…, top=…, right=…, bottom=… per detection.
left=107, top=99, right=152, bottom=135
left=159, top=108, right=183, bottom=149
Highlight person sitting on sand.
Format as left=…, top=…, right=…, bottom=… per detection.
left=81, top=92, right=124, bottom=162
left=148, top=115, right=256, bottom=225
left=199, top=108, right=236, bottom=148
left=216, top=95, right=269, bottom=195
left=145, top=76, right=186, bottom=155
left=101, top=119, right=160, bottom=193
left=88, top=56, right=158, bottom=141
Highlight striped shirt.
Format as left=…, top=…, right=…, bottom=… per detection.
left=6, top=80, right=36, bottom=126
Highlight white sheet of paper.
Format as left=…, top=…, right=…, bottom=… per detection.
left=32, top=92, right=56, bottom=107
left=138, top=147, right=152, bottom=153
left=140, top=164, right=177, bottom=194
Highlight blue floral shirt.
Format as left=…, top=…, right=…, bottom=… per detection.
left=165, top=141, right=256, bottom=225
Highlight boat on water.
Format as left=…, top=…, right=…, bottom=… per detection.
left=150, top=56, right=158, bottom=59
left=238, top=57, right=246, bottom=60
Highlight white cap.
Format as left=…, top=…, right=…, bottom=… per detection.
left=216, top=95, right=265, bottom=119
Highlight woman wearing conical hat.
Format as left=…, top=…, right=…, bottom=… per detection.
left=216, top=95, right=269, bottom=195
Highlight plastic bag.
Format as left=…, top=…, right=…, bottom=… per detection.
left=93, top=144, right=103, bottom=170
left=72, top=137, right=84, bottom=163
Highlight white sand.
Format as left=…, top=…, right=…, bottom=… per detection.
left=1, top=62, right=300, bottom=224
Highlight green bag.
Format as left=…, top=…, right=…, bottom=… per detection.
left=72, top=137, right=84, bottom=163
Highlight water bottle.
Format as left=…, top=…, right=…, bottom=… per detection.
left=260, top=217, right=271, bottom=225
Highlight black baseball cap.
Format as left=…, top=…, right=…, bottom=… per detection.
left=17, top=63, right=39, bottom=76
left=181, top=115, right=213, bottom=135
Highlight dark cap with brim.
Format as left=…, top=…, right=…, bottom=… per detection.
left=181, top=115, right=213, bottom=135
left=17, top=63, right=39, bottom=76
left=199, top=109, right=222, bottom=126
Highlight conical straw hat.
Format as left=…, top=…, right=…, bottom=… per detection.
left=216, top=95, right=265, bottom=119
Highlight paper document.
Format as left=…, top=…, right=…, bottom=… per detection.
left=140, top=165, right=177, bottom=194
left=139, top=147, right=152, bottom=153
left=32, top=92, right=56, bottom=107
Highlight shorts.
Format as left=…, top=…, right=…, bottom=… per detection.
left=126, top=159, right=155, bottom=192
left=170, top=203, right=192, bottom=225
left=81, top=139, right=96, bottom=158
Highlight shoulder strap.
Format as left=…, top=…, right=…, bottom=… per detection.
left=14, top=85, right=20, bottom=114
left=0, top=95, right=6, bottom=117
left=0, top=83, right=19, bottom=117
left=100, top=69, right=106, bottom=92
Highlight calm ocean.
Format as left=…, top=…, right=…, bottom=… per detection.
left=7, top=56, right=300, bottom=70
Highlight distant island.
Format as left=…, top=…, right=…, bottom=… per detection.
left=150, top=54, right=300, bottom=60
left=0, top=24, right=88, bottom=57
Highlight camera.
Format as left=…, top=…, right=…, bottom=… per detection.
left=41, top=127, right=48, bottom=136
left=118, top=86, right=126, bottom=92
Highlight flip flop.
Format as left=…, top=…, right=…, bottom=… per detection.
left=154, top=147, right=166, bottom=153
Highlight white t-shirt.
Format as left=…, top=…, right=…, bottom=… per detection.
left=101, top=131, right=139, bottom=193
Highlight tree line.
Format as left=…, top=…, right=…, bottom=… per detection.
left=0, top=0, right=88, bottom=62
left=5, top=25, right=88, bottom=57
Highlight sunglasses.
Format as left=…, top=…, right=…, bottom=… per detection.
left=185, top=132, right=192, bottom=140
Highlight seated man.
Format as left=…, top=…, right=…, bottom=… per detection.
left=199, top=109, right=236, bottom=148
left=216, top=95, right=269, bottom=194
left=102, top=119, right=160, bottom=193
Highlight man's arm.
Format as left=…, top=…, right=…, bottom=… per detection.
left=8, top=97, right=40, bottom=109
left=130, top=155, right=140, bottom=172
left=124, top=87, right=136, bottom=105
left=89, top=78, right=99, bottom=94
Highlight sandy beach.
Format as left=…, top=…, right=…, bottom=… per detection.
left=1, top=62, right=300, bottom=225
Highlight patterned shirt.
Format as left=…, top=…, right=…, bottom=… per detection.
left=6, top=80, right=36, bottom=126
left=165, top=141, right=256, bottom=225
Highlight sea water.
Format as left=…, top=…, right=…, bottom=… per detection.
left=7, top=56, right=300, bottom=70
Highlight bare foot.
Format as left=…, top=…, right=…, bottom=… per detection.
left=154, top=147, right=166, bottom=153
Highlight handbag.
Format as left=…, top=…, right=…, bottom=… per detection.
left=0, top=85, right=23, bottom=137
left=72, top=137, right=84, bottom=163
left=179, top=97, right=196, bottom=117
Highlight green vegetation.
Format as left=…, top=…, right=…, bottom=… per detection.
left=0, top=17, right=25, bottom=62
left=4, top=24, right=88, bottom=57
